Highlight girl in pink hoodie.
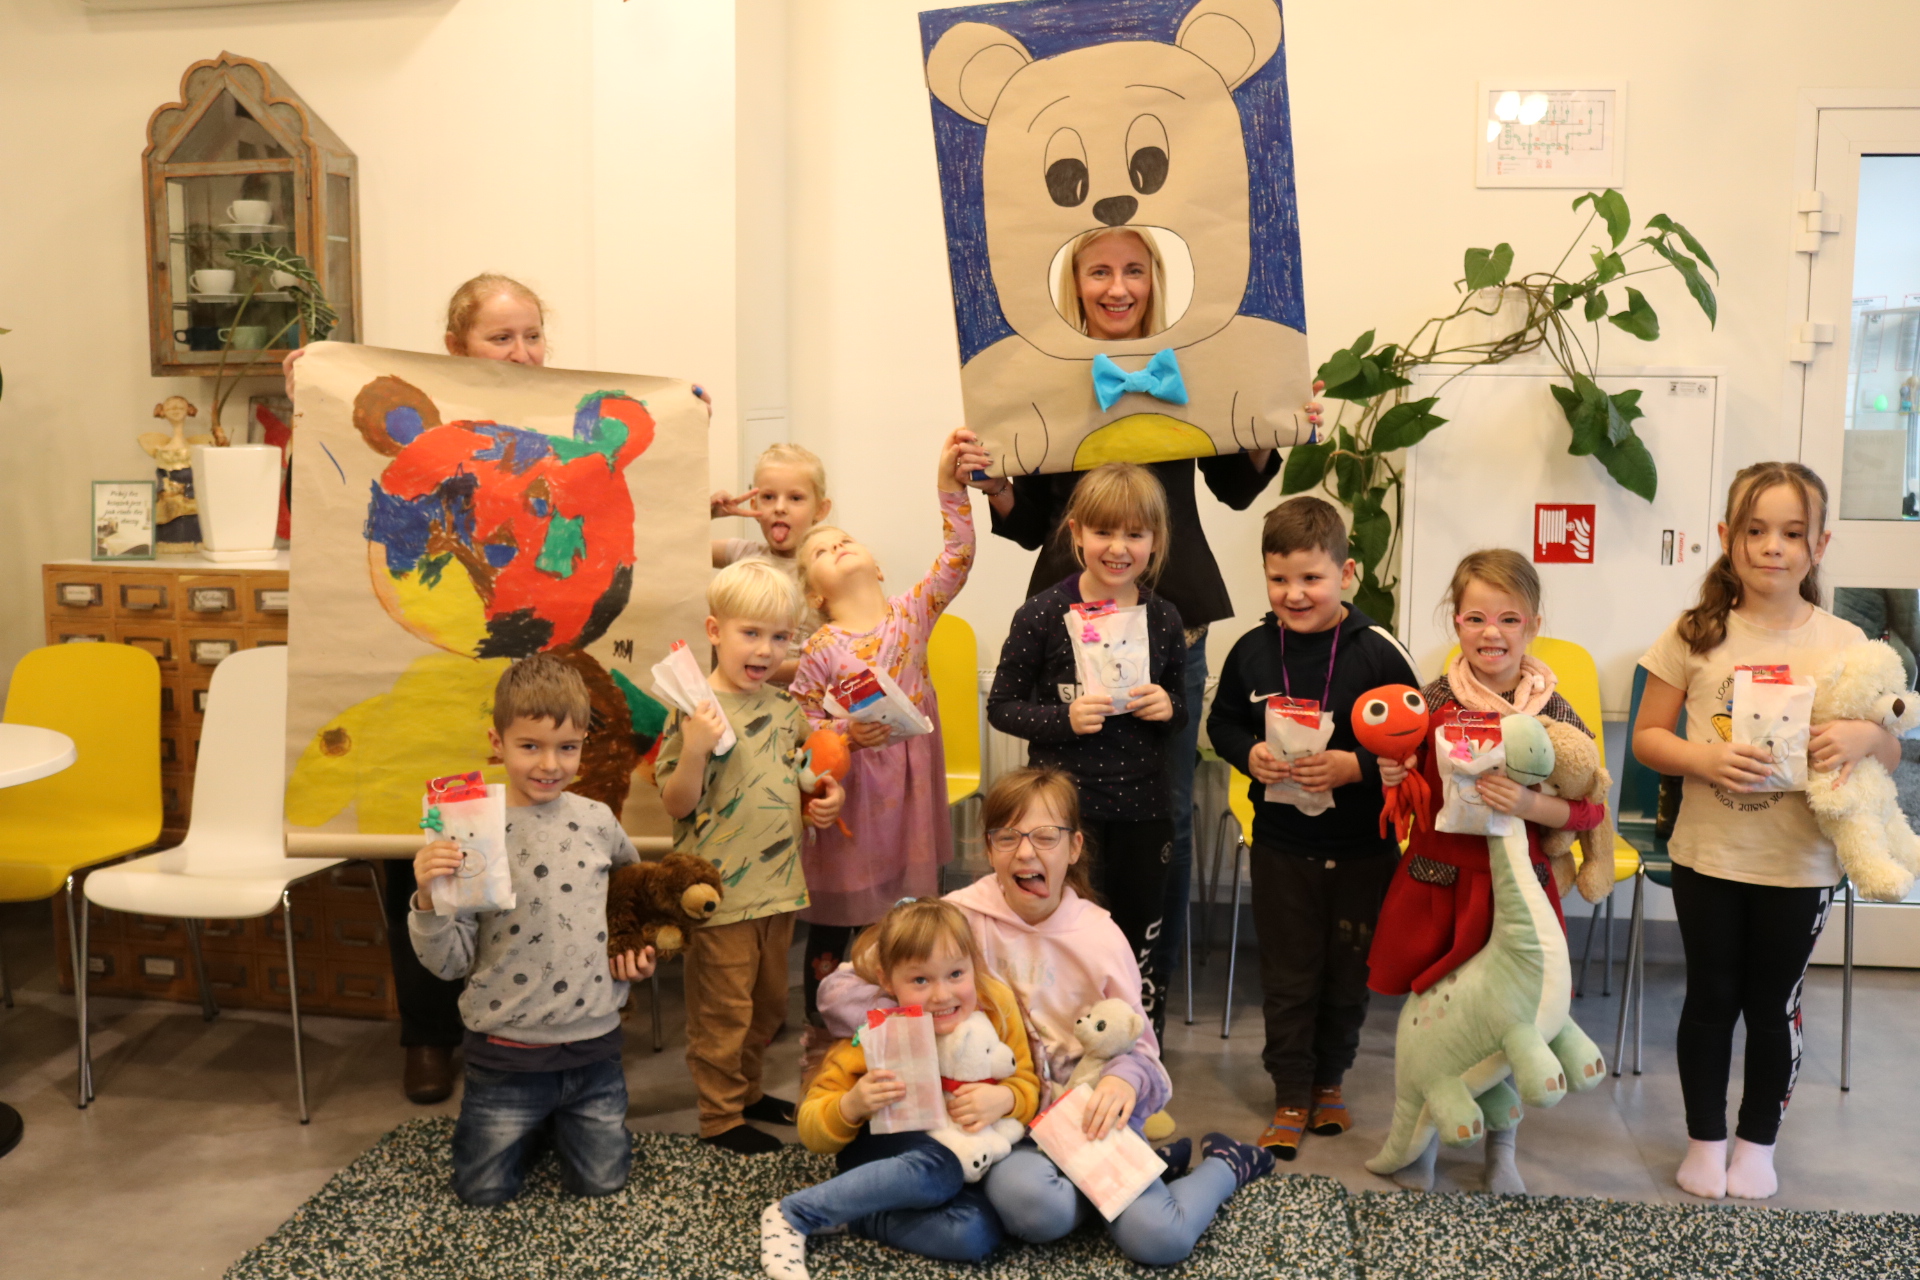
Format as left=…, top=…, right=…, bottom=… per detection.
left=820, top=768, right=1272, bottom=1266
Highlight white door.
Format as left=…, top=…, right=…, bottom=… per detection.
left=1795, top=104, right=1920, bottom=966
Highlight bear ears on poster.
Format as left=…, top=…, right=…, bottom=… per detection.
left=922, top=0, right=1313, bottom=477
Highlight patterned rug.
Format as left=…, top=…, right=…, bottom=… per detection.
left=223, top=1119, right=1359, bottom=1280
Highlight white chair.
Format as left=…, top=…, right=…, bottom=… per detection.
left=83, top=646, right=344, bottom=1123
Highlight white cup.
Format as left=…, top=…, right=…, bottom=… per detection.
left=226, top=199, right=272, bottom=225
left=190, top=269, right=236, bottom=294
left=269, top=270, right=300, bottom=290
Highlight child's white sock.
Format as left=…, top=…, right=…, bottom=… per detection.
left=1483, top=1126, right=1526, bottom=1195
left=1391, top=1133, right=1438, bottom=1191
left=760, top=1202, right=809, bottom=1280
left=1675, top=1138, right=1728, bottom=1199
left=1725, top=1137, right=1779, bottom=1200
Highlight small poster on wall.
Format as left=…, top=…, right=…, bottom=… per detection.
left=92, top=480, right=156, bottom=561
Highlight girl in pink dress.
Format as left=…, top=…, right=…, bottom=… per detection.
left=789, top=428, right=986, bottom=1029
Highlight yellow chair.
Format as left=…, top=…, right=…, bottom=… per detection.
left=929, top=614, right=983, bottom=887
left=0, top=644, right=163, bottom=1105
left=1187, top=763, right=1256, bottom=1038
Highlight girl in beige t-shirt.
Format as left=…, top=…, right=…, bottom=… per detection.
left=1635, top=462, right=1901, bottom=1204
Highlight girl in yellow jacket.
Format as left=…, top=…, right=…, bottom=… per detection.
left=760, top=899, right=1040, bottom=1278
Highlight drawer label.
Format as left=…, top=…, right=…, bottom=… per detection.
left=59, top=583, right=103, bottom=608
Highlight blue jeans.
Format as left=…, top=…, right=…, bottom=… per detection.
left=984, top=1140, right=1236, bottom=1267
left=781, top=1130, right=1001, bottom=1262
left=1151, top=638, right=1208, bottom=995
left=451, top=1058, right=632, bottom=1206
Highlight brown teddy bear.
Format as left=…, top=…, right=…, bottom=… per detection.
left=1537, top=717, right=1618, bottom=904
left=605, top=853, right=723, bottom=960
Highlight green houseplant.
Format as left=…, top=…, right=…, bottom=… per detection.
left=205, top=243, right=337, bottom=444
left=1281, top=188, right=1718, bottom=625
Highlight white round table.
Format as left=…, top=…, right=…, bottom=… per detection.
left=0, top=722, right=76, bottom=1158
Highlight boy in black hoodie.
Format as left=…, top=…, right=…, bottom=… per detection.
left=1206, top=496, right=1418, bottom=1160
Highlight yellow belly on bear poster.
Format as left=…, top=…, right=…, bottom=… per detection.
left=1072, top=414, right=1217, bottom=470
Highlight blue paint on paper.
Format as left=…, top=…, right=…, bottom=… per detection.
left=385, top=405, right=427, bottom=447
left=469, top=423, right=553, bottom=474
left=318, top=441, right=347, bottom=484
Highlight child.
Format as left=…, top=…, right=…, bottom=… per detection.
left=987, top=463, right=1185, bottom=1032
left=788, top=429, right=989, bottom=1026
left=1366, top=548, right=1606, bottom=1194
left=656, top=558, right=846, bottom=1154
left=408, top=655, right=656, bottom=1206
left=709, top=443, right=834, bottom=685
left=1635, top=461, right=1898, bottom=1201
left=1205, top=495, right=1420, bottom=1160
left=760, top=899, right=1041, bottom=1278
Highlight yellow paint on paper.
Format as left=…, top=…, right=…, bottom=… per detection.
left=1072, top=414, right=1217, bottom=470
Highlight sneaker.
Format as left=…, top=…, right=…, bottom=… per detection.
left=1201, top=1131, right=1276, bottom=1188
left=1308, top=1084, right=1352, bottom=1136
left=1257, top=1106, right=1309, bottom=1161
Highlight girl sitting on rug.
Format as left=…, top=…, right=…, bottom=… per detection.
left=762, top=898, right=1040, bottom=1278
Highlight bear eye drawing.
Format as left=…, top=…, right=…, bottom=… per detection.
left=1044, top=127, right=1089, bottom=207
left=1126, top=115, right=1169, bottom=196
left=1362, top=700, right=1389, bottom=725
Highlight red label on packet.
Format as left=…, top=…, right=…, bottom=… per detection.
left=1266, top=695, right=1322, bottom=728
left=1440, top=710, right=1503, bottom=753
left=1737, top=664, right=1794, bottom=685
left=1069, top=600, right=1123, bottom=620
left=830, top=669, right=888, bottom=713
left=867, top=1004, right=925, bottom=1028
left=427, top=771, right=489, bottom=804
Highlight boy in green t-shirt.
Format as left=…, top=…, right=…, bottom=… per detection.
left=657, top=558, right=844, bottom=1154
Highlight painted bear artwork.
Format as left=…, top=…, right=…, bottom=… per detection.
left=283, top=342, right=709, bottom=840
left=921, top=0, right=1314, bottom=476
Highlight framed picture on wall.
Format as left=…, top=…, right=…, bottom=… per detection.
left=92, top=480, right=157, bottom=562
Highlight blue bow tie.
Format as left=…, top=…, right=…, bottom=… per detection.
left=1091, top=349, right=1188, bottom=412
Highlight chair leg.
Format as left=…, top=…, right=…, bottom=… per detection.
left=0, top=930, right=12, bottom=1009
left=1220, top=834, right=1246, bottom=1040
left=362, top=860, right=389, bottom=920
left=1631, top=873, right=1646, bottom=1075
left=1576, top=901, right=1601, bottom=997
left=1612, top=870, right=1642, bottom=1078
left=66, top=876, right=91, bottom=1108
left=1842, top=880, right=1855, bottom=1093
left=283, top=891, right=311, bottom=1124
left=184, top=920, right=221, bottom=1023
left=650, top=972, right=664, bottom=1053
left=1602, top=891, right=1616, bottom=997
left=1197, top=811, right=1228, bottom=965
left=1183, top=885, right=1195, bottom=1027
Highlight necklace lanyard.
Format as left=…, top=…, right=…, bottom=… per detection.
left=1278, top=622, right=1340, bottom=709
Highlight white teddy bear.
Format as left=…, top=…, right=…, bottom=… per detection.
left=1807, top=640, right=1920, bottom=902
left=1064, top=997, right=1145, bottom=1093
left=927, top=1010, right=1027, bottom=1183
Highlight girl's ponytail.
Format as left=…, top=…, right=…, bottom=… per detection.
left=1677, top=461, right=1829, bottom=655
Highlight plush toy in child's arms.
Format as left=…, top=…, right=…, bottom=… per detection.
left=797, top=726, right=854, bottom=837
left=1534, top=718, right=1618, bottom=904
left=605, top=853, right=723, bottom=961
left=1063, top=997, right=1144, bottom=1093
left=1806, top=640, right=1920, bottom=902
left=1353, top=686, right=1430, bottom=842
left=927, top=1010, right=1028, bottom=1182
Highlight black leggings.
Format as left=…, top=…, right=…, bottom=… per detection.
left=1670, top=862, right=1832, bottom=1145
left=384, top=861, right=465, bottom=1048
left=1082, top=817, right=1173, bottom=1031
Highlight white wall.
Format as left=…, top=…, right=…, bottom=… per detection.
left=0, top=0, right=740, bottom=683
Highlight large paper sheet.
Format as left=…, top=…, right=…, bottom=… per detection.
left=920, top=0, right=1313, bottom=476
left=284, top=342, right=708, bottom=843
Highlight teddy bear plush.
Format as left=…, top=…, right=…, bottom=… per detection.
left=1806, top=640, right=1920, bottom=903
left=925, top=1010, right=1028, bottom=1182
left=1534, top=717, right=1619, bottom=905
left=1063, top=997, right=1144, bottom=1093
left=605, top=853, right=723, bottom=960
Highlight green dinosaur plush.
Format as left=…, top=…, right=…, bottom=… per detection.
left=1501, top=713, right=1556, bottom=788
left=1366, top=824, right=1608, bottom=1178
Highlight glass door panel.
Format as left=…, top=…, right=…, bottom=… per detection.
left=165, top=171, right=300, bottom=361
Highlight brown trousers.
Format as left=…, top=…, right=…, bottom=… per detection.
left=683, top=911, right=795, bottom=1137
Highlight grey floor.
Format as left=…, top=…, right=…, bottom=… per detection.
left=2, top=898, right=1916, bottom=1280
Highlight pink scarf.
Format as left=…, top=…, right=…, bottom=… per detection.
left=1447, top=652, right=1557, bottom=716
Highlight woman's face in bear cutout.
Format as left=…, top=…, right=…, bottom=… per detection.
left=1074, top=231, right=1155, bottom=341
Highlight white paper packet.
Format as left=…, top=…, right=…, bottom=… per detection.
left=650, top=639, right=736, bottom=756
left=1732, top=664, right=1814, bottom=792
left=861, top=1006, right=946, bottom=1134
left=822, top=665, right=934, bottom=738
left=1263, top=696, right=1337, bottom=815
left=422, top=772, right=515, bottom=916
left=1433, top=713, right=1517, bottom=837
left=1028, top=1084, right=1168, bottom=1221
left=1066, top=600, right=1151, bottom=716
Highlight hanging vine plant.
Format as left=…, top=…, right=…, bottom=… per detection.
left=1282, top=188, right=1718, bottom=625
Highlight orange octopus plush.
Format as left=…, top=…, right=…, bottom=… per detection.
left=1353, top=684, right=1431, bottom=843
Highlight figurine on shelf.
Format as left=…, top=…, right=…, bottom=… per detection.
left=139, top=395, right=213, bottom=554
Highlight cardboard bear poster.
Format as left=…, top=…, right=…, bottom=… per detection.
left=283, top=342, right=709, bottom=842
left=921, top=0, right=1313, bottom=476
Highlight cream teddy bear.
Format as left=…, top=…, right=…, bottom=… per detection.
left=1807, top=640, right=1920, bottom=903
left=927, top=1010, right=1027, bottom=1183
left=1536, top=718, right=1619, bottom=905
left=1064, top=997, right=1145, bottom=1093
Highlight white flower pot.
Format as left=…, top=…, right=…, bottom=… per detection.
left=191, top=444, right=282, bottom=563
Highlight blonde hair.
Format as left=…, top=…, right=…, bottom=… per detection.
left=708, top=557, right=802, bottom=628
left=1056, top=227, right=1168, bottom=338
left=753, top=442, right=829, bottom=504
left=850, top=898, right=987, bottom=986
left=1679, top=461, right=1830, bottom=655
left=491, top=653, right=589, bottom=734
left=1439, top=549, right=1542, bottom=626
left=981, top=767, right=1097, bottom=904
left=446, top=273, right=546, bottom=351
left=1063, top=462, right=1172, bottom=585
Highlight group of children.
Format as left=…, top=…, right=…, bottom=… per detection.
left=388, top=276, right=1905, bottom=1272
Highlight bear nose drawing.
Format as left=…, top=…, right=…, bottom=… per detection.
left=1092, top=195, right=1137, bottom=226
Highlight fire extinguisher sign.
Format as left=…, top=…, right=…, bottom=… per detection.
left=1534, top=504, right=1595, bottom=564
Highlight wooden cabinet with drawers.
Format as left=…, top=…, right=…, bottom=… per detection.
left=41, top=555, right=399, bottom=1020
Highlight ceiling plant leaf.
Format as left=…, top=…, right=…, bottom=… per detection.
left=1642, top=236, right=1717, bottom=326
left=1281, top=438, right=1333, bottom=494
left=1354, top=563, right=1395, bottom=626
left=1318, top=347, right=1362, bottom=389
left=1348, top=329, right=1376, bottom=357
left=1607, top=286, right=1661, bottom=341
left=1464, top=243, right=1515, bottom=291
left=1584, top=289, right=1609, bottom=322
left=1646, top=213, right=1718, bottom=277
left=1371, top=396, right=1446, bottom=452
left=1553, top=282, right=1583, bottom=311
left=1590, top=250, right=1625, bottom=284
left=1592, top=429, right=1658, bottom=501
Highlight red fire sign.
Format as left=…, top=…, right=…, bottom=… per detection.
left=1534, top=504, right=1595, bottom=564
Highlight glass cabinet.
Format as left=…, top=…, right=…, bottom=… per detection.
left=143, top=53, right=359, bottom=377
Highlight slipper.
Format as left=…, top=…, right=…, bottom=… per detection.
left=1258, top=1105, right=1308, bottom=1161
left=1309, top=1084, right=1352, bottom=1136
